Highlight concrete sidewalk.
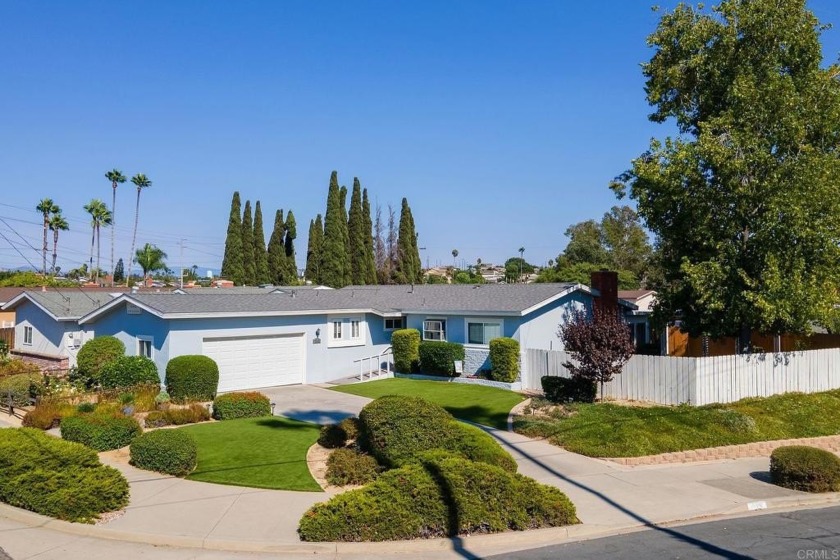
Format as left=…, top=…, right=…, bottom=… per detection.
left=1, top=385, right=839, bottom=559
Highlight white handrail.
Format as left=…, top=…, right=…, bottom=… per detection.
left=352, top=346, right=393, bottom=381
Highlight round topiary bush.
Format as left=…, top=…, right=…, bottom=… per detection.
left=99, top=356, right=160, bottom=389
left=770, top=445, right=840, bottom=492
left=298, top=453, right=577, bottom=541
left=325, top=448, right=380, bottom=486
left=60, top=414, right=142, bottom=451
left=212, top=391, right=271, bottom=420
left=165, top=355, right=219, bottom=401
left=76, top=336, right=126, bottom=386
left=130, top=429, right=197, bottom=476
left=339, top=416, right=362, bottom=442
left=318, top=423, right=348, bottom=449
left=489, top=337, right=520, bottom=383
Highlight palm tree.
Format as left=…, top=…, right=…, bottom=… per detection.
left=36, top=198, right=58, bottom=275
left=127, top=173, right=152, bottom=283
left=134, top=243, right=167, bottom=282
left=48, top=210, right=69, bottom=275
left=83, top=199, right=112, bottom=284
left=518, top=247, right=525, bottom=283
left=452, top=248, right=459, bottom=269
left=105, top=169, right=126, bottom=286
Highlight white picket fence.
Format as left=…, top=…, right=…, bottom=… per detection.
left=523, top=347, right=840, bottom=406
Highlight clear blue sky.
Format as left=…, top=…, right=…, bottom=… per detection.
left=2, top=1, right=840, bottom=275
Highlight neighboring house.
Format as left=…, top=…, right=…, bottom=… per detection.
left=618, top=289, right=656, bottom=350
left=0, top=287, right=24, bottom=329
left=3, top=279, right=636, bottom=391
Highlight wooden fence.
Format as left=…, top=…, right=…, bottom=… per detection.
left=523, top=347, right=840, bottom=406
left=0, top=327, right=13, bottom=352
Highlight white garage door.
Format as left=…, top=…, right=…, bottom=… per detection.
left=202, top=334, right=305, bottom=392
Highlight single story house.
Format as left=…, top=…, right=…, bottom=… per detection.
left=618, top=289, right=657, bottom=350
left=3, top=277, right=638, bottom=392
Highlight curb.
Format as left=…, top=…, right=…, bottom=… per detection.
left=2, top=491, right=838, bottom=556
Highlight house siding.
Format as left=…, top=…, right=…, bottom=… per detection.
left=11, top=300, right=87, bottom=367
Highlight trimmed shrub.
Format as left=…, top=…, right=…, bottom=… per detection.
left=541, top=376, right=597, bottom=404
left=391, top=329, right=420, bottom=373
left=130, top=429, right=197, bottom=476
left=76, top=336, right=126, bottom=386
left=489, top=338, right=520, bottom=382
left=165, top=355, right=219, bottom=401
left=358, top=396, right=515, bottom=470
left=0, top=428, right=129, bottom=522
left=77, top=402, right=96, bottom=414
left=298, top=453, right=577, bottom=541
left=770, top=446, right=840, bottom=493
left=144, top=410, right=170, bottom=428
left=212, top=391, right=271, bottom=420
left=418, top=341, right=465, bottom=377
left=99, top=356, right=160, bottom=389
left=318, top=423, right=348, bottom=449
left=165, top=403, right=211, bottom=425
left=22, top=400, right=73, bottom=430
left=0, top=372, right=40, bottom=407
left=325, top=448, right=380, bottom=486
left=339, top=416, right=362, bottom=442
left=60, top=414, right=142, bottom=451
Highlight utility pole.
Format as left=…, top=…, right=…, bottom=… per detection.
left=178, top=239, right=186, bottom=289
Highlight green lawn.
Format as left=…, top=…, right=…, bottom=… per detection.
left=513, top=389, right=840, bottom=458
left=331, top=378, right=525, bottom=430
left=178, top=417, right=322, bottom=491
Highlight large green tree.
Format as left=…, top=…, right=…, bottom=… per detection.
left=339, top=185, right=351, bottom=286
left=284, top=210, right=298, bottom=283
left=362, top=188, right=377, bottom=284
left=36, top=198, right=58, bottom=276
left=134, top=243, right=167, bottom=281
left=220, top=192, right=244, bottom=284
left=347, top=179, right=367, bottom=284
left=612, top=0, right=840, bottom=348
left=305, top=214, right=323, bottom=284
left=253, top=201, right=270, bottom=285
left=240, top=200, right=256, bottom=286
left=267, top=209, right=287, bottom=284
left=320, top=172, right=350, bottom=288
left=395, top=198, right=421, bottom=284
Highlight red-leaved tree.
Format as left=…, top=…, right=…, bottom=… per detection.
left=558, top=307, right=635, bottom=401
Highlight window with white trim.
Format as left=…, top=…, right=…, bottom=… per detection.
left=328, top=315, right=366, bottom=347
left=423, top=319, right=446, bottom=341
left=466, top=320, right=502, bottom=345
left=384, top=317, right=405, bottom=331
left=351, top=320, right=360, bottom=339
left=332, top=321, right=342, bottom=340
left=137, top=337, right=153, bottom=359
left=23, top=326, right=33, bottom=345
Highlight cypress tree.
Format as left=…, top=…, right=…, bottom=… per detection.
left=241, top=200, right=256, bottom=285
left=221, top=191, right=244, bottom=284
left=305, top=214, right=324, bottom=283
left=267, top=209, right=287, bottom=284
left=284, top=210, right=298, bottom=284
left=253, top=201, right=270, bottom=285
left=347, top=179, right=367, bottom=284
left=362, top=188, right=377, bottom=284
left=320, top=172, right=350, bottom=288
left=396, top=198, right=420, bottom=284
left=339, top=185, right=351, bottom=286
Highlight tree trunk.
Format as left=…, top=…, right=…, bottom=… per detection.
left=127, top=190, right=140, bottom=283
left=111, top=184, right=116, bottom=286
left=95, top=224, right=101, bottom=284
left=51, top=230, right=59, bottom=275
left=42, top=217, right=48, bottom=276
left=89, top=226, right=95, bottom=279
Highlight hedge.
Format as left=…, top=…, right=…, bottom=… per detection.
left=22, top=400, right=75, bottom=430
left=0, top=372, right=40, bottom=407
left=318, top=417, right=363, bottom=449
left=392, top=329, right=420, bottom=373
left=60, top=414, right=142, bottom=451
left=358, top=395, right=515, bottom=470
left=0, top=428, right=129, bottom=522
left=212, top=392, right=271, bottom=420
left=165, top=355, right=219, bottom=401
left=418, top=341, right=465, bottom=377
left=130, top=429, right=197, bottom=476
left=99, top=356, right=160, bottom=389
left=770, top=445, right=840, bottom=493
left=541, top=376, right=597, bottom=404
left=298, top=453, right=577, bottom=541
left=76, top=336, right=125, bottom=386
left=325, top=448, right=380, bottom=486
left=489, top=338, right=520, bottom=383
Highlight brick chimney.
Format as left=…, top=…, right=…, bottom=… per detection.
left=590, top=270, right=618, bottom=317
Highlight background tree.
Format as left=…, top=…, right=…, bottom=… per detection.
left=339, top=185, right=351, bottom=285
left=320, top=171, right=350, bottom=288
left=268, top=209, right=287, bottom=284
left=562, top=220, right=609, bottom=266
left=240, top=200, right=256, bottom=285
left=253, top=201, right=270, bottom=285
left=505, top=256, right=534, bottom=283
left=127, top=173, right=152, bottom=282
left=105, top=169, right=126, bottom=286
left=134, top=243, right=167, bottom=281
left=304, top=214, right=323, bottom=284
left=601, top=205, right=652, bottom=280
left=284, top=210, right=298, bottom=283
left=48, top=209, right=68, bottom=275
left=113, top=258, right=125, bottom=284
left=559, top=307, right=635, bottom=400
left=36, top=198, right=58, bottom=275
left=373, top=204, right=387, bottom=282
left=83, top=199, right=112, bottom=284
left=395, top=198, right=420, bottom=283
left=347, top=179, right=367, bottom=284
left=612, top=0, right=840, bottom=349
left=536, top=262, right=638, bottom=290
left=362, top=188, right=377, bottom=284
left=451, top=248, right=459, bottom=269
left=221, top=192, right=244, bottom=284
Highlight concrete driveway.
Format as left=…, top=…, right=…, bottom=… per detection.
left=259, top=384, right=371, bottom=424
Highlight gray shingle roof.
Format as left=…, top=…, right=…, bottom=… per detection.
left=22, top=290, right=117, bottom=319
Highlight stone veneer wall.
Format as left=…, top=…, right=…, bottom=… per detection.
left=464, top=347, right=491, bottom=375
left=10, top=350, right=69, bottom=372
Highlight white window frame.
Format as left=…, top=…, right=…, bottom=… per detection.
left=384, top=317, right=406, bottom=331
left=327, top=315, right=366, bottom=348
left=23, top=326, right=33, bottom=345
left=464, top=318, right=504, bottom=347
left=423, top=318, right=447, bottom=341
left=137, top=336, right=154, bottom=359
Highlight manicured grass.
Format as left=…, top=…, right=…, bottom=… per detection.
left=513, top=389, right=840, bottom=458
left=331, top=378, right=525, bottom=430
left=178, top=417, right=322, bottom=491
